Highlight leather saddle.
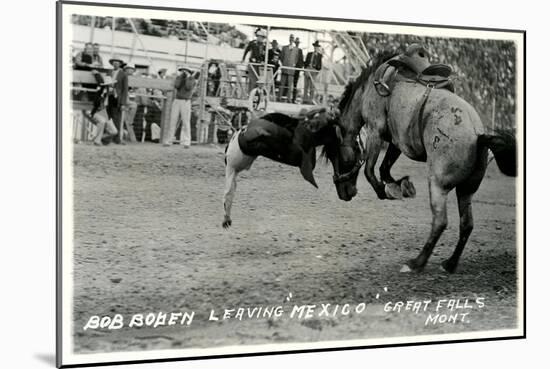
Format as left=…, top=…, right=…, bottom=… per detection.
left=372, top=44, right=456, bottom=161
left=373, top=44, right=454, bottom=96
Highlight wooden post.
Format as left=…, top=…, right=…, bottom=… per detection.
left=129, top=33, right=137, bottom=62
left=89, top=16, right=96, bottom=43
left=184, top=29, right=189, bottom=64
left=264, top=26, right=270, bottom=87
left=111, top=17, right=116, bottom=58
left=492, top=71, right=498, bottom=132
left=160, top=91, right=174, bottom=145
left=198, top=63, right=208, bottom=142
left=80, top=110, right=87, bottom=142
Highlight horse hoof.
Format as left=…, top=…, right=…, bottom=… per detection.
left=402, top=259, right=424, bottom=273
left=400, top=177, right=416, bottom=198
left=222, top=218, right=232, bottom=229
left=384, top=183, right=403, bottom=200
left=441, top=260, right=457, bottom=274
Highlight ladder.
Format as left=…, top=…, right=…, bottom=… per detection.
left=329, top=31, right=371, bottom=74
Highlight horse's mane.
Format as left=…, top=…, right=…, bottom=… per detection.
left=338, top=50, right=399, bottom=113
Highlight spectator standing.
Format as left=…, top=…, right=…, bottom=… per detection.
left=133, top=73, right=150, bottom=142
left=242, top=29, right=267, bottom=93
left=90, top=88, right=118, bottom=146
left=303, top=41, right=323, bottom=104
left=166, top=66, right=199, bottom=147
left=107, top=56, right=129, bottom=144
left=278, top=34, right=299, bottom=102
left=292, top=37, right=304, bottom=103
left=207, top=62, right=222, bottom=96
left=73, top=42, right=105, bottom=100
left=267, top=40, right=281, bottom=94
left=74, top=42, right=94, bottom=70
left=123, top=64, right=138, bottom=139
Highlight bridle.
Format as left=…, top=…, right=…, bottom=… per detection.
left=332, top=134, right=365, bottom=184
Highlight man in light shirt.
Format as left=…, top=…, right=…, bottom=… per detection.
left=165, top=66, right=200, bottom=147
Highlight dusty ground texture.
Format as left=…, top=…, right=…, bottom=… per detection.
left=71, top=143, right=519, bottom=354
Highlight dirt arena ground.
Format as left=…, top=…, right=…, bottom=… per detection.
left=71, top=142, right=519, bottom=354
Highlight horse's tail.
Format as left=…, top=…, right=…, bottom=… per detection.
left=478, top=132, right=517, bottom=177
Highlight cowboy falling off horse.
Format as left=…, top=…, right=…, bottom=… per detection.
left=222, top=43, right=517, bottom=275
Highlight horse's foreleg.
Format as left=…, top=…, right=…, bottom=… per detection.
left=379, top=143, right=401, bottom=183
left=364, top=136, right=386, bottom=199
left=379, top=144, right=416, bottom=199
left=441, top=189, right=474, bottom=273
left=222, top=165, right=238, bottom=229
left=402, top=178, right=449, bottom=272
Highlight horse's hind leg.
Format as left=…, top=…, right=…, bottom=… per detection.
left=441, top=189, right=474, bottom=273
left=403, top=178, right=449, bottom=272
left=222, top=165, right=238, bottom=229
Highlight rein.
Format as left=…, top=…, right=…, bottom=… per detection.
left=333, top=134, right=365, bottom=184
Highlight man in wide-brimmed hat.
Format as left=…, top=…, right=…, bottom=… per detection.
left=165, top=65, right=200, bottom=147
left=108, top=56, right=125, bottom=68
left=123, top=64, right=138, bottom=139
left=107, top=56, right=129, bottom=144
left=123, top=63, right=136, bottom=74
left=303, top=40, right=323, bottom=104
left=242, top=28, right=267, bottom=93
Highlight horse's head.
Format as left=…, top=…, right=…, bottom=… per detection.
left=320, top=118, right=363, bottom=202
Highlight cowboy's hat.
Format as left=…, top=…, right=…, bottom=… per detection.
left=108, top=57, right=125, bottom=66
left=123, top=63, right=136, bottom=71
left=312, top=40, right=321, bottom=47
left=177, top=65, right=192, bottom=72
left=256, top=29, right=267, bottom=38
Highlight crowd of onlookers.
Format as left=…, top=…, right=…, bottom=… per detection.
left=241, top=29, right=325, bottom=104
left=72, top=22, right=517, bottom=147
left=361, top=32, right=517, bottom=131
left=72, top=42, right=206, bottom=146
left=71, top=15, right=249, bottom=48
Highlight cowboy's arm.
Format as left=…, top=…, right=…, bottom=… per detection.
left=174, top=74, right=184, bottom=89
left=242, top=42, right=252, bottom=62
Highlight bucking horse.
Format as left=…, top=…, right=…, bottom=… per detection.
left=222, top=107, right=357, bottom=228
left=329, top=44, right=517, bottom=273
